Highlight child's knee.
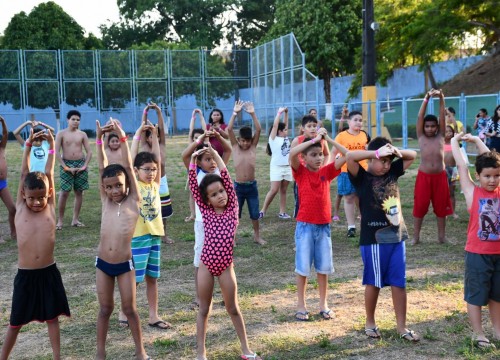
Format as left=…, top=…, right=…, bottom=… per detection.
left=98, top=304, right=114, bottom=318
left=121, top=305, right=137, bottom=318
left=225, top=303, right=240, bottom=317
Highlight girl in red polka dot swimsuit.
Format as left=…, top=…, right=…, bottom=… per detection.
left=189, top=146, right=261, bottom=360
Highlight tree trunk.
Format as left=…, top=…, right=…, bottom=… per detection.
left=322, top=70, right=331, bottom=104
left=425, top=64, right=438, bottom=89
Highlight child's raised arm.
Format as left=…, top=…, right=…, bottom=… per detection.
left=96, top=120, right=110, bottom=198
left=114, top=120, right=139, bottom=201
left=270, top=107, right=287, bottom=140
left=462, top=133, right=489, bottom=155
left=18, top=129, right=34, bottom=205
left=182, top=131, right=208, bottom=168
left=44, top=130, right=56, bottom=206
left=212, top=131, right=232, bottom=164
left=0, top=116, right=7, bottom=149
left=338, top=105, right=348, bottom=132
left=227, top=100, right=244, bottom=146
left=437, top=90, right=446, bottom=136
left=149, top=103, right=166, bottom=146
left=189, top=109, right=207, bottom=141
left=209, top=144, right=226, bottom=172
left=289, top=133, right=323, bottom=170
left=245, top=102, right=261, bottom=147
left=13, top=120, right=32, bottom=146
left=416, top=90, right=432, bottom=138
left=451, top=132, right=474, bottom=208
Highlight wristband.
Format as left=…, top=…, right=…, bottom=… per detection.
left=196, top=138, right=202, bottom=145
left=48, top=149, right=55, bottom=154
left=120, top=136, right=128, bottom=143
left=192, top=116, right=196, bottom=120
left=278, top=111, right=283, bottom=116
left=133, top=136, right=141, bottom=141
left=232, top=112, right=238, bottom=116
left=143, top=109, right=148, bottom=115
left=96, top=139, right=103, bottom=145
left=423, top=98, right=429, bottom=103
left=189, top=163, right=197, bottom=170
left=25, top=141, right=32, bottom=147
left=311, top=138, right=316, bottom=144
left=375, top=149, right=380, bottom=159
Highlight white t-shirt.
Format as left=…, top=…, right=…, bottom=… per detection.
left=23, top=140, right=49, bottom=173
left=195, top=167, right=221, bottom=221
left=268, top=136, right=291, bottom=166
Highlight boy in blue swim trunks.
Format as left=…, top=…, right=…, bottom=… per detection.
left=347, top=137, right=419, bottom=342
left=95, top=119, right=149, bottom=360
left=54, top=110, right=92, bottom=229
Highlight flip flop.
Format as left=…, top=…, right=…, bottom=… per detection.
left=295, top=311, right=309, bottom=321
left=475, top=339, right=496, bottom=349
left=400, top=330, right=420, bottom=342
left=56, top=225, right=63, bottom=231
left=241, top=353, right=261, bottom=360
left=118, top=319, right=129, bottom=328
left=319, top=309, right=333, bottom=320
left=71, top=222, right=85, bottom=227
left=148, top=320, right=172, bottom=330
left=364, top=326, right=381, bottom=339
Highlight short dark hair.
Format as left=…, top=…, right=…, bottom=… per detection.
left=133, top=151, right=158, bottom=168
left=476, top=151, right=500, bottom=175
left=239, top=126, right=252, bottom=140
left=66, top=110, right=81, bottom=119
left=301, top=115, right=317, bottom=127
left=480, top=108, right=488, bottom=115
left=266, top=122, right=287, bottom=156
left=102, top=163, right=127, bottom=180
left=423, top=114, right=438, bottom=124
left=349, top=111, right=362, bottom=119
left=24, top=172, right=48, bottom=190
left=447, top=107, right=456, bottom=115
left=301, top=137, right=322, bottom=155
left=191, top=128, right=204, bottom=141
left=367, top=136, right=391, bottom=151
left=195, top=143, right=209, bottom=161
left=199, top=173, right=223, bottom=204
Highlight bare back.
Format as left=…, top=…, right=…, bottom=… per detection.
left=232, top=144, right=256, bottom=182
left=0, top=148, right=6, bottom=180
left=57, top=128, right=88, bottom=160
left=15, top=202, right=56, bottom=269
left=418, top=134, right=445, bottom=173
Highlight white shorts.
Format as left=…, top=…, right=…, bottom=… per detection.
left=193, top=221, right=204, bottom=267
left=270, top=164, right=292, bottom=182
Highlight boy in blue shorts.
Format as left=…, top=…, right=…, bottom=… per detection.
left=290, top=128, right=345, bottom=321
left=347, top=137, right=419, bottom=341
left=451, top=132, right=500, bottom=349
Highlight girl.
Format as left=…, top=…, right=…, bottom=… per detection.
left=188, top=145, right=261, bottom=360
left=259, top=107, right=291, bottom=219
left=444, top=125, right=459, bottom=219
left=485, top=105, right=500, bottom=152
left=104, top=133, right=122, bottom=165
left=206, top=108, right=228, bottom=157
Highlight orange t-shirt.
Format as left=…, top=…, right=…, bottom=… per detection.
left=335, top=130, right=369, bottom=172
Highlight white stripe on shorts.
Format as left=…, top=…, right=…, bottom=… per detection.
left=371, top=244, right=381, bottom=288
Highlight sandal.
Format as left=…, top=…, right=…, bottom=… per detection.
left=332, top=215, right=340, bottom=221
left=400, top=330, right=420, bottom=342
left=475, top=338, right=496, bottom=349
left=364, top=326, right=381, bottom=339
left=319, top=309, right=333, bottom=320
left=295, top=311, right=309, bottom=321
left=241, top=353, right=261, bottom=360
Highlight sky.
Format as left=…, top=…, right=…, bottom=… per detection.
left=0, top=0, right=121, bottom=36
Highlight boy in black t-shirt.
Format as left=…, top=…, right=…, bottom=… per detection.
left=347, top=137, right=419, bottom=342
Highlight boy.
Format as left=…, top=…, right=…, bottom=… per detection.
left=412, top=89, right=453, bottom=245
left=95, top=120, right=149, bottom=360
left=13, top=119, right=55, bottom=172
left=290, top=115, right=330, bottom=218
left=290, top=129, right=345, bottom=321
left=347, top=137, right=419, bottom=342
left=141, top=103, right=174, bottom=244
left=55, top=110, right=92, bottom=230
left=1, top=129, right=70, bottom=360
left=227, top=100, right=266, bottom=245
left=451, top=132, right=500, bottom=349
left=334, top=110, right=370, bottom=238
left=0, top=116, right=16, bottom=241
left=181, top=129, right=232, bottom=307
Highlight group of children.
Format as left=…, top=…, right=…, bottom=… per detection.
left=1, top=88, right=500, bottom=358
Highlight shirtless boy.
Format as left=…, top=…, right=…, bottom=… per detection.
left=0, top=116, right=16, bottom=241
left=413, top=89, right=453, bottom=244
left=1, top=129, right=70, bottom=360
left=95, top=120, right=149, bottom=360
left=55, top=110, right=92, bottom=229
left=227, top=100, right=266, bottom=245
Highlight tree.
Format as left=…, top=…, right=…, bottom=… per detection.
left=232, top=0, right=276, bottom=47
left=265, top=0, right=362, bottom=103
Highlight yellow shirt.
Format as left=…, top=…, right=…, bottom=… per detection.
left=335, top=130, right=369, bottom=172
left=133, top=181, right=164, bottom=237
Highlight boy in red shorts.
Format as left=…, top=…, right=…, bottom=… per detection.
left=412, top=89, right=453, bottom=245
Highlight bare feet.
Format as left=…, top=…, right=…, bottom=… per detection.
left=254, top=237, right=267, bottom=245
left=162, top=236, right=175, bottom=244
left=184, top=214, right=195, bottom=222
left=71, top=221, right=85, bottom=227
left=452, top=213, right=459, bottom=219
left=411, top=239, right=420, bottom=245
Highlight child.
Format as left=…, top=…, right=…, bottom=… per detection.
left=95, top=120, right=149, bottom=360
left=0, top=129, right=70, bottom=359
left=332, top=106, right=349, bottom=221
left=451, top=132, right=500, bottom=349
left=227, top=100, right=266, bottom=245
left=104, top=132, right=122, bottom=165
left=185, top=109, right=207, bottom=222
left=0, top=116, right=16, bottom=241
left=412, top=89, right=453, bottom=245
left=290, top=129, right=346, bottom=321
left=54, top=110, right=92, bottom=230
left=181, top=130, right=231, bottom=308
left=334, top=110, right=369, bottom=237
left=188, top=145, right=261, bottom=360
left=290, top=114, right=330, bottom=218
left=347, top=137, right=419, bottom=342
left=444, top=125, right=459, bottom=219
left=206, top=108, right=229, bottom=157
left=140, top=103, right=174, bottom=244
left=259, top=107, right=292, bottom=219
left=128, top=121, right=171, bottom=330
left=13, top=120, right=55, bottom=172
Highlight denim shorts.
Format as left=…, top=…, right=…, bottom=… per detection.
left=338, top=172, right=356, bottom=196
left=464, top=251, right=500, bottom=306
left=234, top=181, right=260, bottom=220
left=295, top=222, right=334, bottom=276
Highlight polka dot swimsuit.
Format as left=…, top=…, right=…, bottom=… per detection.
left=189, top=168, right=238, bottom=277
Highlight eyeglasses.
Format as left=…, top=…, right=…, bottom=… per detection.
left=139, top=168, right=158, bottom=173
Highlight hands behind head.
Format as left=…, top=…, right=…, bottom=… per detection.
left=427, top=88, right=444, bottom=98
left=454, top=131, right=477, bottom=143
left=377, top=143, right=402, bottom=158
left=342, top=105, right=349, bottom=117
left=191, top=143, right=214, bottom=159
left=28, top=127, right=54, bottom=144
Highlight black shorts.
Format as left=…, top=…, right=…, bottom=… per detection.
left=464, top=251, right=500, bottom=306
left=10, top=263, right=70, bottom=327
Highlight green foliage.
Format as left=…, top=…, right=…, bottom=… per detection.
left=264, top=0, right=362, bottom=103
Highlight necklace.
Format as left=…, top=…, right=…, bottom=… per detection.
left=113, top=195, right=127, bottom=216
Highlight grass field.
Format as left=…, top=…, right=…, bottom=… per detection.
left=0, top=135, right=498, bottom=360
